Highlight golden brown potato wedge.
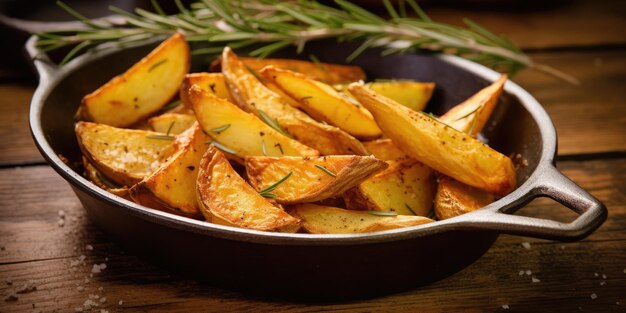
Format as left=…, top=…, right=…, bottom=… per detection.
left=367, top=81, right=435, bottom=112
left=260, top=66, right=382, bottom=139
left=148, top=113, right=196, bottom=135
left=290, top=204, right=434, bottom=234
left=213, top=56, right=365, bottom=84
left=82, top=157, right=130, bottom=199
left=129, top=123, right=209, bottom=217
left=344, top=160, right=435, bottom=216
left=180, top=72, right=235, bottom=109
left=245, top=155, right=387, bottom=204
left=79, top=33, right=190, bottom=127
left=188, top=85, right=318, bottom=158
left=349, top=83, right=516, bottom=196
left=362, top=138, right=412, bottom=163
left=75, top=121, right=175, bottom=187
left=434, top=176, right=495, bottom=220
left=197, top=145, right=300, bottom=231
left=220, top=47, right=368, bottom=156
left=439, top=75, right=507, bottom=136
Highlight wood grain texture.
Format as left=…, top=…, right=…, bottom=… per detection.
left=428, top=0, right=626, bottom=50
left=0, top=83, right=43, bottom=166
left=0, top=159, right=623, bottom=312
left=514, top=49, right=626, bottom=155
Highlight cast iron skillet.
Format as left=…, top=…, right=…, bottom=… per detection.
left=26, top=36, right=606, bottom=298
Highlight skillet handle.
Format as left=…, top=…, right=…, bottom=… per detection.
left=25, top=36, right=60, bottom=85
left=464, top=164, right=607, bottom=242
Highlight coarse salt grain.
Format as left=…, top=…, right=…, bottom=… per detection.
left=58, top=210, right=65, bottom=218
left=100, top=297, right=107, bottom=303
left=531, top=277, right=541, bottom=283
left=86, top=245, right=93, bottom=251
left=623, top=268, right=626, bottom=274
left=600, top=281, right=606, bottom=286
left=594, top=273, right=599, bottom=277
left=502, top=304, right=510, bottom=310
left=590, top=293, right=597, bottom=300
left=58, top=219, right=65, bottom=227
left=118, top=300, right=124, bottom=306
left=526, top=270, right=532, bottom=276
left=518, top=270, right=524, bottom=276
left=602, top=274, right=607, bottom=279
left=79, top=255, right=86, bottom=262
left=99, top=263, right=107, bottom=270
left=83, top=299, right=99, bottom=309
left=91, top=264, right=101, bottom=274
left=521, top=242, right=531, bottom=249
left=77, top=286, right=84, bottom=292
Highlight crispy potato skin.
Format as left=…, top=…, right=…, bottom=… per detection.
left=344, top=160, right=435, bottom=216
left=291, top=204, right=434, bottom=234
left=363, top=139, right=413, bottom=163
left=75, top=122, right=174, bottom=186
left=188, top=85, right=319, bottom=158
left=221, top=47, right=368, bottom=156
left=349, top=84, right=516, bottom=196
left=129, top=123, right=208, bottom=217
left=245, top=155, right=387, bottom=204
left=435, top=176, right=495, bottom=220
left=180, top=72, right=235, bottom=108
left=82, top=157, right=130, bottom=199
left=439, top=75, right=507, bottom=136
left=366, top=81, right=435, bottom=112
left=213, top=56, right=365, bottom=84
left=148, top=113, right=196, bottom=135
left=197, top=146, right=300, bottom=231
left=260, top=67, right=382, bottom=139
left=80, top=33, right=190, bottom=127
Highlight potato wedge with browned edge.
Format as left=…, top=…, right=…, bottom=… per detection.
left=344, top=160, right=435, bottom=216
left=439, top=75, right=507, bottom=136
left=82, top=157, right=130, bottom=199
left=129, top=123, right=209, bottom=218
left=75, top=121, right=175, bottom=187
left=220, top=47, right=368, bottom=156
left=148, top=113, right=196, bottom=135
left=260, top=66, right=382, bottom=139
left=180, top=72, right=234, bottom=109
left=349, top=83, right=516, bottom=196
left=246, top=155, right=387, bottom=204
left=213, top=56, right=365, bottom=84
left=79, top=33, right=190, bottom=127
left=435, top=176, right=495, bottom=220
left=363, top=138, right=412, bottom=163
left=290, top=204, right=434, bottom=234
left=197, top=145, right=300, bottom=232
left=188, top=85, right=318, bottom=158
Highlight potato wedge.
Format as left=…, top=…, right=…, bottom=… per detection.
left=344, top=160, right=435, bottom=216
left=260, top=66, right=382, bottom=139
left=197, top=145, right=300, bottom=231
left=434, top=176, right=495, bottom=220
left=291, top=204, right=434, bottom=234
left=213, top=56, right=365, bottom=84
left=82, top=157, right=130, bottom=199
left=188, top=85, right=318, bottom=158
left=349, top=83, right=516, bottom=196
left=367, top=81, right=435, bottom=112
left=75, top=121, right=175, bottom=186
left=148, top=113, right=196, bottom=135
left=363, top=138, right=412, bottom=163
left=439, top=75, right=507, bottom=136
left=221, top=47, right=368, bottom=156
left=129, top=123, right=209, bottom=217
left=180, top=72, right=234, bottom=109
left=79, top=33, right=190, bottom=127
left=245, top=155, right=387, bottom=204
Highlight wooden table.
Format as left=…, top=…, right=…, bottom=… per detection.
left=1, top=1, right=625, bottom=311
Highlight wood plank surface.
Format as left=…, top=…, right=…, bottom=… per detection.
left=0, top=159, right=623, bottom=312
left=0, top=83, right=42, bottom=166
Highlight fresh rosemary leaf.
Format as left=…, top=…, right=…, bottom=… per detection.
left=404, top=203, right=418, bottom=216
left=148, top=59, right=168, bottom=72
left=315, top=164, right=336, bottom=177
left=258, top=110, right=290, bottom=137
left=367, top=211, right=398, bottom=217
left=206, top=140, right=238, bottom=155
left=166, top=121, right=175, bottom=136
left=258, top=171, right=293, bottom=195
left=146, top=135, right=175, bottom=140
left=454, top=105, right=482, bottom=122
left=210, top=124, right=231, bottom=134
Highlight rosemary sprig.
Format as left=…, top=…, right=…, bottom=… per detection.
left=314, top=164, right=336, bottom=177
left=367, top=210, right=398, bottom=217
left=206, top=140, right=238, bottom=155
left=454, top=105, right=482, bottom=122
left=35, top=0, right=577, bottom=84
left=146, top=134, right=175, bottom=140
left=166, top=121, right=175, bottom=136
left=258, top=171, right=293, bottom=198
left=210, top=124, right=231, bottom=134
left=258, top=110, right=290, bottom=137
left=404, top=203, right=418, bottom=215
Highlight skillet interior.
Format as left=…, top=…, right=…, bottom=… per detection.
left=34, top=41, right=543, bottom=298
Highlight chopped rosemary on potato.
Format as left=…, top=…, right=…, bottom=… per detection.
left=148, top=59, right=168, bottom=72
left=367, top=211, right=398, bottom=217
left=210, top=124, right=231, bottom=134
left=258, top=172, right=293, bottom=198
left=315, top=164, right=336, bottom=177
left=404, top=203, right=418, bottom=215
left=146, top=135, right=175, bottom=140
left=206, top=140, right=238, bottom=155
left=258, top=109, right=290, bottom=138
left=454, top=105, right=482, bottom=122
left=166, top=121, right=175, bottom=136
